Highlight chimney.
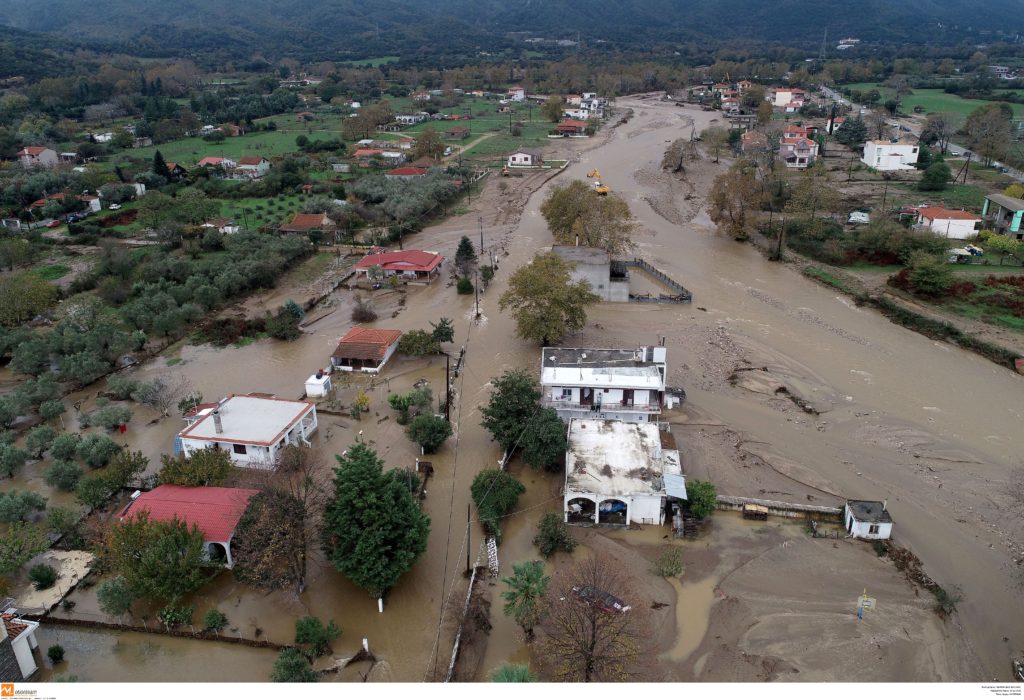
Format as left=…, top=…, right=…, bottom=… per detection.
left=213, top=409, right=223, bottom=434
left=882, top=499, right=888, bottom=512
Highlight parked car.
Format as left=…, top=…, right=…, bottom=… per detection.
left=108, top=203, right=121, bottom=210
left=949, top=149, right=962, bottom=156
left=46, top=220, right=61, bottom=228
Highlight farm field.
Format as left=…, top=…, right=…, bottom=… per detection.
left=840, top=83, right=1024, bottom=118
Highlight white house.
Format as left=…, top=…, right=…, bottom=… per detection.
left=234, top=156, right=271, bottom=179
left=563, top=107, right=591, bottom=121
left=507, top=86, right=526, bottom=102
left=862, top=138, right=919, bottom=171
left=914, top=206, right=982, bottom=240
left=395, top=114, right=427, bottom=126
left=202, top=218, right=240, bottom=234
left=564, top=419, right=685, bottom=526
left=16, top=146, right=58, bottom=168
left=767, top=87, right=807, bottom=108
left=1, top=611, right=41, bottom=680
left=844, top=500, right=893, bottom=540
left=507, top=147, right=543, bottom=167
left=177, top=394, right=318, bottom=468
left=541, top=346, right=668, bottom=423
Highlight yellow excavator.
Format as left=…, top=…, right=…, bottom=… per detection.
left=587, top=168, right=610, bottom=195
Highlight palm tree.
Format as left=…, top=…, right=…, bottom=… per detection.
left=490, top=664, right=536, bottom=682
left=500, top=560, right=549, bottom=638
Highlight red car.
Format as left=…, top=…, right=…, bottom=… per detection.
left=46, top=220, right=62, bottom=228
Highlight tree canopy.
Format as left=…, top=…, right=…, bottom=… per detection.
left=540, top=180, right=636, bottom=254
left=499, top=252, right=599, bottom=345
left=480, top=368, right=542, bottom=453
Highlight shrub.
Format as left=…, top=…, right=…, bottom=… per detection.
left=396, top=329, right=441, bottom=355
left=203, top=608, right=229, bottom=632
left=471, top=470, right=525, bottom=540
left=905, top=252, right=953, bottom=298
left=157, top=605, right=194, bottom=628
left=351, top=295, right=377, bottom=322
left=271, top=647, right=318, bottom=682
left=45, top=461, right=83, bottom=491
left=50, top=433, right=80, bottom=461
left=29, top=563, right=58, bottom=590
left=39, top=400, right=66, bottom=421
left=0, top=443, right=28, bottom=477
left=405, top=414, right=453, bottom=453
left=932, top=585, right=963, bottom=617
left=653, top=547, right=684, bottom=577
left=456, top=277, right=474, bottom=295
left=97, top=575, right=134, bottom=616
left=76, top=433, right=122, bottom=468
left=533, top=512, right=576, bottom=558
left=107, top=376, right=141, bottom=401
left=294, top=616, right=341, bottom=657
left=491, top=664, right=536, bottom=682
left=25, top=426, right=57, bottom=458
left=0, top=490, right=47, bottom=522
left=47, top=645, right=65, bottom=663
left=686, top=480, right=718, bottom=519
left=80, top=404, right=133, bottom=431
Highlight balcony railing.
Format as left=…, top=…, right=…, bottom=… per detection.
left=541, top=399, right=661, bottom=413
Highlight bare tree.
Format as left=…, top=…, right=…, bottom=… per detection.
left=133, top=373, right=193, bottom=417
left=661, top=138, right=698, bottom=174
left=920, top=113, right=959, bottom=154
left=867, top=109, right=890, bottom=141
left=535, top=553, right=650, bottom=682
left=700, top=126, right=731, bottom=163
left=231, top=446, right=330, bottom=594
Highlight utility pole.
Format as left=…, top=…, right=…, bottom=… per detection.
left=474, top=268, right=480, bottom=320
left=444, top=352, right=451, bottom=422
left=465, top=503, right=472, bottom=575
left=478, top=215, right=484, bottom=252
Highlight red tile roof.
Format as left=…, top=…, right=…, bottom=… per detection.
left=333, top=327, right=403, bottom=361
left=18, top=146, right=50, bottom=156
left=197, top=157, right=227, bottom=167
left=355, top=249, right=444, bottom=273
left=354, top=148, right=383, bottom=158
left=237, top=156, right=267, bottom=166
left=281, top=213, right=331, bottom=231
left=124, top=485, right=258, bottom=542
left=386, top=166, right=428, bottom=177
left=2, top=613, right=29, bottom=641
left=916, top=207, right=980, bottom=221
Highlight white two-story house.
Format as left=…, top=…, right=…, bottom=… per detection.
left=540, top=346, right=668, bottom=424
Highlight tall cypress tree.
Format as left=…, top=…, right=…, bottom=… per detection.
left=153, top=150, right=171, bottom=179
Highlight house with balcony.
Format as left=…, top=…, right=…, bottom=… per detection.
left=540, top=345, right=668, bottom=424
left=563, top=419, right=685, bottom=526
left=861, top=138, right=919, bottom=171
left=982, top=193, right=1024, bottom=239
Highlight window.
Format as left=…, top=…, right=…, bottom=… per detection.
left=560, top=388, right=572, bottom=400
left=232, top=443, right=247, bottom=455
left=868, top=524, right=880, bottom=534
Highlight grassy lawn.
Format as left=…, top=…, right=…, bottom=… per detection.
left=839, top=83, right=1024, bottom=119
left=944, top=299, right=1024, bottom=332
left=889, top=182, right=988, bottom=211
left=340, top=56, right=400, bottom=67
left=34, top=263, right=71, bottom=280
left=218, top=194, right=307, bottom=230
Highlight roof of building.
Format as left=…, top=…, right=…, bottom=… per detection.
left=204, top=217, right=235, bottom=228
left=197, top=157, right=228, bottom=166
left=558, top=119, right=589, bottom=128
left=985, top=193, right=1024, bottom=212
left=386, top=166, right=428, bottom=177
left=867, top=138, right=917, bottom=148
left=354, top=148, right=383, bottom=157
left=2, top=613, right=31, bottom=641
left=165, top=162, right=184, bottom=171
left=511, top=146, right=542, bottom=158
left=446, top=125, right=470, bottom=133
left=541, top=346, right=666, bottom=389
left=237, top=156, right=268, bottom=166
left=741, top=131, right=768, bottom=145
left=124, top=485, right=258, bottom=542
left=916, top=207, right=980, bottom=221
left=846, top=500, right=892, bottom=524
left=551, top=245, right=609, bottom=265
left=178, top=394, right=315, bottom=446
left=281, top=212, right=330, bottom=231
left=18, top=146, right=51, bottom=156
left=333, top=327, right=403, bottom=361
left=565, top=420, right=682, bottom=498
left=354, top=249, right=443, bottom=272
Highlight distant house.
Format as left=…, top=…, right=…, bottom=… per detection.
left=385, top=166, right=428, bottom=181
left=556, top=119, right=588, bottom=136
left=779, top=136, right=819, bottom=169
left=507, top=146, right=543, bottom=168
left=551, top=245, right=628, bottom=302
left=737, top=80, right=753, bottom=92
left=540, top=345, right=669, bottom=424
left=331, top=327, right=402, bottom=373
left=123, top=485, right=258, bottom=567
left=203, top=217, right=240, bottom=235
left=861, top=139, right=919, bottom=171
left=1, top=612, right=41, bottom=680
left=740, top=130, right=770, bottom=153
left=16, top=146, right=58, bottom=168
left=331, top=163, right=351, bottom=174
left=844, top=500, right=893, bottom=540
left=412, top=92, right=431, bottom=102
left=176, top=394, right=318, bottom=468
left=354, top=249, right=444, bottom=282
left=164, top=162, right=187, bottom=181
left=234, top=156, right=271, bottom=179
left=913, top=206, right=981, bottom=240
left=566, top=94, right=582, bottom=106
left=353, top=147, right=383, bottom=167
left=507, top=86, right=526, bottom=102
left=279, top=212, right=334, bottom=235
left=562, top=107, right=591, bottom=120
left=197, top=156, right=236, bottom=171
left=380, top=151, right=406, bottom=166
left=982, top=193, right=1024, bottom=239
left=445, top=125, right=470, bottom=140
left=564, top=419, right=684, bottom=527
left=396, top=113, right=427, bottom=126
left=767, top=87, right=807, bottom=108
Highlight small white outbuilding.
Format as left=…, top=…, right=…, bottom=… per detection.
left=844, top=500, right=893, bottom=540
left=305, top=369, right=332, bottom=398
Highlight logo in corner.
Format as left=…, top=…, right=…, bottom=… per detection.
left=1, top=684, right=14, bottom=697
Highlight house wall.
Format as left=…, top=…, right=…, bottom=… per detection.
left=862, top=143, right=919, bottom=170
left=563, top=490, right=665, bottom=526
left=180, top=406, right=317, bottom=468
left=333, top=341, right=397, bottom=374
left=507, top=153, right=536, bottom=166
left=608, top=279, right=630, bottom=302
left=11, top=630, right=38, bottom=679
left=0, top=635, right=26, bottom=681
left=925, top=217, right=979, bottom=239
left=568, top=261, right=612, bottom=300
left=844, top=508, right=893, bottom=540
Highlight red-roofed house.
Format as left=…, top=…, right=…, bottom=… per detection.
left=234, top=156, right=271, bottom=179
left=354, top=147, right=383, bottom=167
left=779, top=136, right=819, bottom=169
left=331, top=327, right=403, bottom=373
left=914, top=206, right=982, bottom=239
left=279, top=212, right=335, bottom=234
left=556, top=119, right=588, bottom=136
left=164, top=162, right=187, bottom=180
left=177, top=394, right=318, bottom=468
left=354, top=249, right=445, bottom=283
left=384, top=166, right=428, bottom=181
left=123, top=485, right=258, bottom=567
left=507, top=86, right=526, bottom=102
left=16, top=146, right=58, bottom=168
left=197, top=156, right=236, bottom=169
left=1, top=612, right=40, bottom=680
left=740, top=130, right=770, bottom=153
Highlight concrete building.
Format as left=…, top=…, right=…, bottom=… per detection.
left=507, top=147, right=543, bottom=167
left=16, top=146, right=58, bottom=168
left=564, top=419, right=685, bottom=526
left=862, top=139, right=920, bottom=171
left=540, top=346, right=668, bottom=423
left=304, top=369, right=333, bottom=397
left=234, top=156, right=271, bottom=179
left=331, top=327, right=402, bottom=374
left=551, top=245, right=629, bottom=302
left=1, top=612, right=40, bottom=680
left=982, top=193, right=1024, bottom=239
left=177, top=394, right=318, bottom=468
left=123, top=485, right=258, bottom=568
left=844, top=500, right=893, bottom=540
left=914, top=206, right=982, bottom=240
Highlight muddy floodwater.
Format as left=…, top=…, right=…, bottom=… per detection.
left=24, top=96, right=1024, bottom=682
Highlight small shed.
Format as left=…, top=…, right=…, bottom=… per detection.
left=305, top=369, right=332, bottom=398
left=331, top=327, right=402, bottom=373
left=844, top=500, right=893, bottom=540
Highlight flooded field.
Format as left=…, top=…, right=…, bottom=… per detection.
left=7, top=96, right=1024, bottom=682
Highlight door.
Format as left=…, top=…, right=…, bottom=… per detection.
left=622, top=389, right=633, bottom=407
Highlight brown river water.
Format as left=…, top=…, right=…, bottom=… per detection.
left=15, top=96, right=1024, bottom=682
